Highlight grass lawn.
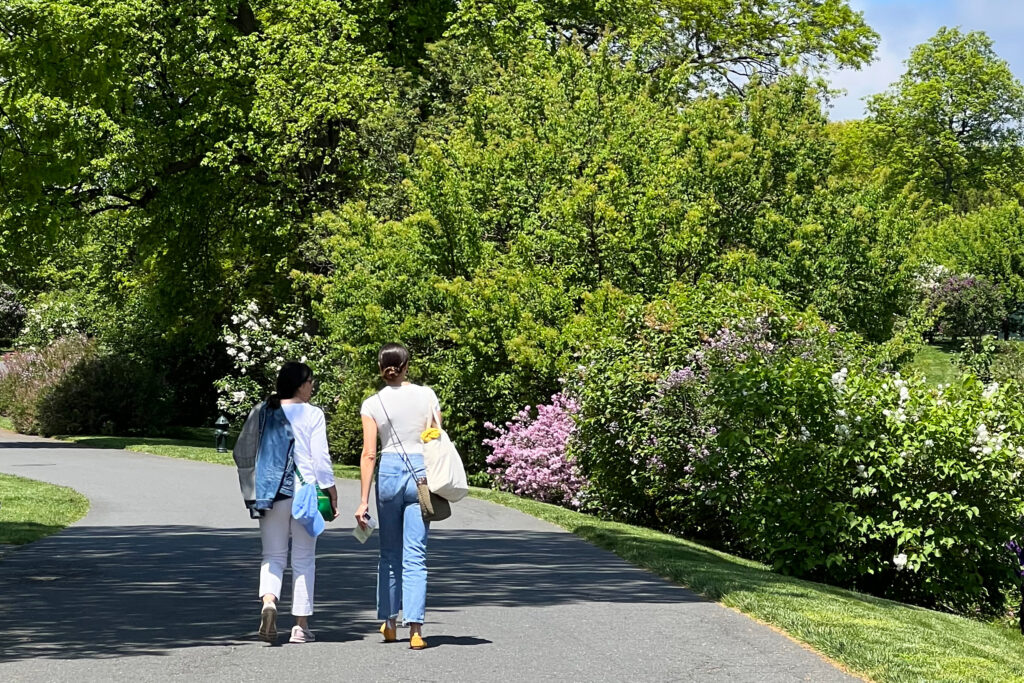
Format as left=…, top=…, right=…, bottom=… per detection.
left=908, top=342, right=959, bottom=385
left=0, top=473, right=89, bottom=546
left=33, top=430, right=1024, bottom=681
left=0, top=415, right=14, bottom=432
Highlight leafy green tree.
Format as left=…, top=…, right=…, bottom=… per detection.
left=0, top=0, right=400, bottom=342
left=866, top=28, right=1024, bottom=211
left=298, top=205, right=572, bottom=468
left=410, top=42, right=912, bottom=339
left=448, top=0, right=877, bottom=92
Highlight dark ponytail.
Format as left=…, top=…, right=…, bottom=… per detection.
left=267, top=361, right=313, bottom=410
left=378, top=343, right=409, bottom=382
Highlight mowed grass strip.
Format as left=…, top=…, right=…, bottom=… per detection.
left=49, top=431, right=1024, bottom=682
left=61, top=430, right=361, bottom=478
left=0, top=473, right=89, bottom=546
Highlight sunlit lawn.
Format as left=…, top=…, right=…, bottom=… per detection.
left=0, top=473, right=89, bottom=546
left=908, top=342, right=959, bottom=385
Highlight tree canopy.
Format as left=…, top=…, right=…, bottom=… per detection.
left=866, top=27, right=1024, bottom=211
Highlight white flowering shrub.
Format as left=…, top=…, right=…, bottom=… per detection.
left=17, top=290, right=96, bottom=348
left=213, top=301, right=316, bottom=422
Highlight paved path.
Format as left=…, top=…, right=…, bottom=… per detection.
left=0, top=431, right=856, bottom=682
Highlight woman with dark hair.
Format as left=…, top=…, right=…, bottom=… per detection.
left=356, top=343, right=441, bottom=650
left=236, top=361, right=337, bottom=644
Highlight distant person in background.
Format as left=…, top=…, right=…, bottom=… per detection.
left=234, top=361, right=337, bottom=644
left=355, top=343, right=441, bottom=650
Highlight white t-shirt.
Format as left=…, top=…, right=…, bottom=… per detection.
left=281, top=402, right=335, bottom=489
left=360, top=384, right=441, bottom=455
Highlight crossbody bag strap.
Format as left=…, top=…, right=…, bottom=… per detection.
left=376, top=393, right=419, bottom=479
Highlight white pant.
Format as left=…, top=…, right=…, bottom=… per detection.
left=258, top=500, right=317, bottom=616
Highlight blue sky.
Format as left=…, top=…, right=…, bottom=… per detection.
left=825, top=0, right=1024, bottom=120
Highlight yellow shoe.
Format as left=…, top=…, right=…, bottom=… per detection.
left=409, top=633, right=426, bottom=650
left=380, top=621, right=397, bottom=642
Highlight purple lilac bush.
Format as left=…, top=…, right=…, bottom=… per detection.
left=483, top=392, right=588, bottom=509
left=928, top=275, right=1006, bottom=338
left=572, top=284, right=1024, bottom=615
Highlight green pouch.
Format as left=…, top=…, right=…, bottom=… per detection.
left=315, top=486, right=336, bottom=522
left=295, top=468, right=335, bottom=522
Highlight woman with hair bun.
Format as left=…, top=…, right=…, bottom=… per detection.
left=356, top=343, right=441, bottom=650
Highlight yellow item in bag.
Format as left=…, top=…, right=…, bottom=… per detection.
left=421, top=427, right=441, bottom=443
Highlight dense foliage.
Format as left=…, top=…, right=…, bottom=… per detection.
left=513, top=283, right=1024, bottom=614
left=5, top=0, right=1024, bottom=618
left=0, top=284, right=26, bottom=343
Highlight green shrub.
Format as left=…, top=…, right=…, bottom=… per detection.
left=990, top=341, right=1024, bottom=383
left=0, top=284, right=26, bottom=344
left=953, top=336, right=1024, bottom=386
left=569, top=281, right=1024, bottom=615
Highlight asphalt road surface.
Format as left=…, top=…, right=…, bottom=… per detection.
left=0, top=430, right=856, bottom=682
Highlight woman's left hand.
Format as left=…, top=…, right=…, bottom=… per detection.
left=322, top=485, right=339, bottom=521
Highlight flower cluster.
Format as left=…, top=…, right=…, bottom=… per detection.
left=483, top=392, right=588, bottom=509
left=214, top=301, right=314, bottom=421
left=17, top=295, right=92, bottom=348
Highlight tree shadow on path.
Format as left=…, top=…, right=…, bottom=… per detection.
left=0, top=525, right=701, bottom=662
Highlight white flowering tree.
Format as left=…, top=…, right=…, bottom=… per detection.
left=213, top=301, right=316, bottom=422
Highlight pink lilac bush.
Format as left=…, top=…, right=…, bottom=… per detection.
left=483, top=392, right=588, bottom=509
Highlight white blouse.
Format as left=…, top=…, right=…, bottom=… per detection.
left=360, top=384, right=441, bottom=455
left=281, top=402, right=334, bottom=488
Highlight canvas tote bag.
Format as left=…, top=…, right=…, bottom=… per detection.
left=422, top=404, right=469, bottom=502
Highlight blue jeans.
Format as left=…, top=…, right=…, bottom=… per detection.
left=376, top=452, right=429, bottom=624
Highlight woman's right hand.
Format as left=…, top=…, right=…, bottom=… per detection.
left=355, top=502, right=370, bottom=529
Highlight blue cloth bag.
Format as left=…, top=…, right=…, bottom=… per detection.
left=292, top=480, right=325, bottom=537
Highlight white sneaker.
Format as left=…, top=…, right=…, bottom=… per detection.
left=289, top=625, right=315, bottom=643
